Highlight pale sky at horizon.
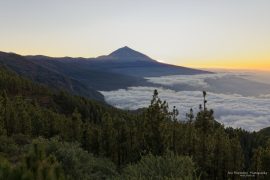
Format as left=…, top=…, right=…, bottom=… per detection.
left=0, top=0, right=269, bottom=70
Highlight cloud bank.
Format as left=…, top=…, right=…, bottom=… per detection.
left=145, top=73, right=237, bottom=88
left=101, top=85, right=270, bottom=132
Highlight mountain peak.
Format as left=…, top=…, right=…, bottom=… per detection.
left=122, top=46, right=131, bottom=49
left=103, top=46, right=155, bottom=62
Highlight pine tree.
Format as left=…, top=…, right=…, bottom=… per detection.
left=172, top=106, right=179, bottom=153
left=20, top=143, right=65, bottom=180
left=100, top=113, right=115, bottom=157
left=144, top=90, right=171, bottom=155
left=251, top=147, right=263, bottom=180
left=0, top=95, right=6, bottom=135
left=229, top=137, right=244, bottom=179
left=69, top=108, right=82, bottom=141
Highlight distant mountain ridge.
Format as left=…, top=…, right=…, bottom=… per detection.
left=0, top=51, right=104, bottom=101
left=0, top=47, right=212, bottom=100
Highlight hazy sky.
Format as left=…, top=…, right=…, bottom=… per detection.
left=0, top=0, right=269, bottom=70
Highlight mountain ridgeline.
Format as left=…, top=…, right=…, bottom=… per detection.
left=0, top=51, right=104, bottom=101
left=0, top=65, right=269, bottom=179
left=0, top=47, right=210, bottom=101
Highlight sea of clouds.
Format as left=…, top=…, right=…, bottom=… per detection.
left=145, top=73, right=232, bottom=88
left=100, top=73, right=270, bottom=132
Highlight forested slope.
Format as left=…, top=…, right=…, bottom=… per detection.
left=0, top=66, right=269, bottom=179
left=0, top=52, right=104, bottom=101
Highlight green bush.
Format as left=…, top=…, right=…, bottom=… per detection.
left=121, top=151, right=198, bottom=180
left=34, top=137, right=118, bottom=180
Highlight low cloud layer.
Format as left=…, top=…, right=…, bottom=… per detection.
left=145, top=72, right=270, bottom=97
left=145, top=73, right=238, bottom=88
left=101, top=85, right=270, bottom=132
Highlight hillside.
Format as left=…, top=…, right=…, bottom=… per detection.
left=25, top=56, right=150, bottom=90
left=0, top=51, right=104, bottom=101
left=0, top=65, right=270, bottom=179
left=258, top=127, right=270, bottom=137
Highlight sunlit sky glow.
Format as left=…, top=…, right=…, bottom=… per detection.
left=0, top=0, right=269, bottom=70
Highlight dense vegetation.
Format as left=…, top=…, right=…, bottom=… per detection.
left=0, top=66, right=270, bottom=179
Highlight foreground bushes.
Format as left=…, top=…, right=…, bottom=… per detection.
left=121, top=152, right=197, bottom=179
